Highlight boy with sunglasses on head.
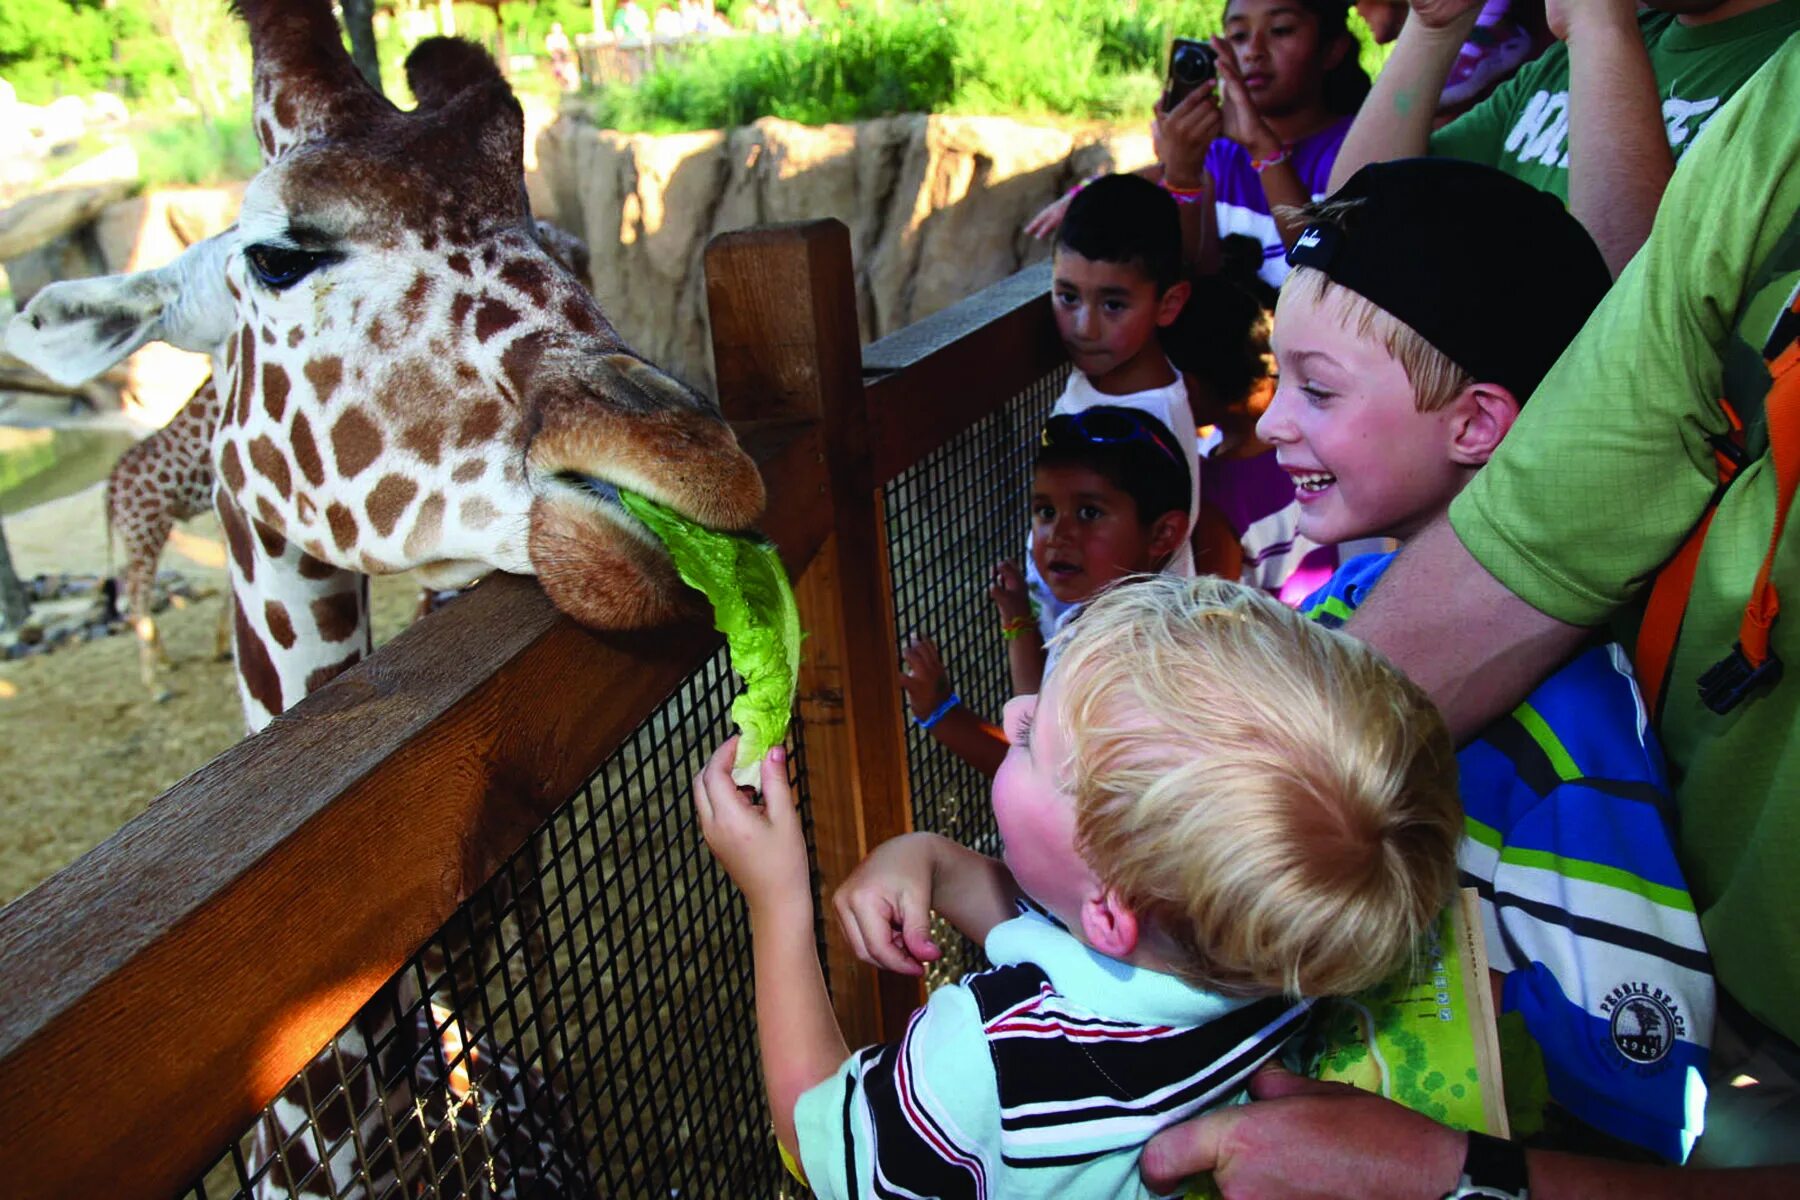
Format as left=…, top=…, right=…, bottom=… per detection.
left=1261, top=156, right=1714, bottom=1163
left=901, top=406, right=1192, bottom=777
left=695, top=574, right=1463, bottom=1200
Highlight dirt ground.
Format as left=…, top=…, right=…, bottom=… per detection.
left=1, top=482, right=422, bottom=906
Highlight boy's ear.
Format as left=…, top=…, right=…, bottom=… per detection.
left=1155, top=279, right=1192, bottom=328
left=1080, top=888, right=1141, bottom=960
left=1446, top=382, right=1521, bottom=467
left=1321, top=31, right=1353, bottom=75
left=1146, top=509, right=1190, bottom=565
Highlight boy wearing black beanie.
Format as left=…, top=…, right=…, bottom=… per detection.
left=1260, top=157, right=1716, bottom=1164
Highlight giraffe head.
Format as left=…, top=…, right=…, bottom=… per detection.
left=9, top=1, right=764, bottom=635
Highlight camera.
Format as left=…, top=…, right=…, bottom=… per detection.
left=1163, top=38, right=1218, bottom=112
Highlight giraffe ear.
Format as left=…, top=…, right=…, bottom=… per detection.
left=5, top=234, right=235, bottom=386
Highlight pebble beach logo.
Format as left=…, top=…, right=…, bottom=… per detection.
left=1600, top=982, right=1685, bottom=1068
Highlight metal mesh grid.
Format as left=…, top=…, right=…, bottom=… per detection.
left=881, top=369, right=1065, bottom=989
left=182, top=646, right=814, bottom=1199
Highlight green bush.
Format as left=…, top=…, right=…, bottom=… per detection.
left=592, top=0, right=1231, bottom=132
left=130, top=111, right=263, bottom=188
left=0, top=0, right=183, bottom=104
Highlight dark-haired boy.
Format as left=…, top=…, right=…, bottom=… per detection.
left=1261, top=157, right=1714, bottom=1161
left=1026, top=173, right=1204, bottom=642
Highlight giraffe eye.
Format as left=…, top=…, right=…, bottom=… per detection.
left=244, top=244, right=334, bottom=291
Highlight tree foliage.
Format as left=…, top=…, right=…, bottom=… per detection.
left=0, top=0, right=184, bottom=104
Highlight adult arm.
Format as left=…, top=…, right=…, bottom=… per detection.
left=1139, top=1066, right=1800, bottom=1198
left=1556, top=0, right=1674, bottom=274
left=1328, top=1, right=1483, bottom=190
left=1343, top=517, right=1588, bottom=741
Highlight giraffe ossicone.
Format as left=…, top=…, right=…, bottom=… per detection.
left=6, top=0, right=765, bottom=733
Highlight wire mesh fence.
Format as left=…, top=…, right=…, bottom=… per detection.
left=882, top=367, right=1065, bottom=990
left=181, top=648, right=815, bottom=1200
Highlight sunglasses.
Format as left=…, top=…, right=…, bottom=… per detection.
left=1040, top=408, right=1185, bottom=472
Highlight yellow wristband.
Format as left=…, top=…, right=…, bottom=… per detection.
left=1001, top=615, right=1034, bottom=640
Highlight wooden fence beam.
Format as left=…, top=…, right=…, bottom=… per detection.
left=707, top=221, right=920, bottom=1047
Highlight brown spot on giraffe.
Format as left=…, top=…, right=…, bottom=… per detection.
left=233, top=328, right=257, bottom=425
left=331, top=409, right=383, bottom=478
left=326, top=501, right=359, bottom=552
left=291, top=412, right=325, bottom=487
left=263, top=362, right=291, bottom=422
left=218, top=495, right=256, bottom=584
left=473, top=299, right=519, bottom=343
left=499, top=259, right=549, bottom=307
left=305, top=650, right=364, bottom=694
left=365, top=474, right=419, bottom=539
left=449, top=292, right=473, bottom=330
left=248, top=435, right=293, bottom=500
left=366, top=316, right=386, bottom=349
left=264, top=600, right=297, bottom=649
left=257, top=118, right=276, bottom=154
left=404, top=493, right=446, bottom=560
left=312, top=592, right=361, bottom=643
left=287, top=326, right=304, bottom=349
left=304, top=356, right=343, bottom=406
left=219, top=440, right=247, bottom=497
left=234, top=601, right=284, bottom=716
left=457, top=401, right=502, bottom=448
left=562, top=296, right=600, bottom=336
left=447, top=251, right=471, bottom=276
left=260, top=325, right=276, bottom=346
left=500, top=332, right=545, bottom=401
left=296, top=492, right=318, bottom=525
left=402, top=272, right=432, bottom=319
left=400, top=417, right=446, bottom=466
left=298, top=545, right=336, bottom=578
left=272, top=89, right=298, bottom=132
left=460, top=496, right=499, bottom=529
left=452, top=458, right=485, bottom=485
left=358, top=551, right=393, bottom=574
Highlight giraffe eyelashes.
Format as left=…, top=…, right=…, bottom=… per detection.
left=244, top=244, right=339, bottom=291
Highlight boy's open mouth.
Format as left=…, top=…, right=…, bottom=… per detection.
left=1045, top=559, right=1082, bottom=579
left=1290, top=470, right=1336, bottom=495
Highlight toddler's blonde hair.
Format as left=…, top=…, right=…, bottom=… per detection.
left=1051, top=575, right=1461, bottom=998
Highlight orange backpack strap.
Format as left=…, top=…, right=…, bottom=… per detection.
left=1638, top=289, right=1800, bottom=717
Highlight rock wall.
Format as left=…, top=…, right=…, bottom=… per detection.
left=534, top=114, right=1150, bottom=394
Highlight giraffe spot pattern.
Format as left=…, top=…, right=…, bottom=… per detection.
left=402, top=272, right=432, bottom=321
left=219, top=440, right=247, bottom=496
left=400, top=418, right=446, bottom=466
left=460, top=496, right=499, bottom=529
left=299, top=544, right=335, bottom=577
left=563, top=296, right=600, bottom=336
left=365, top=474, right=419, bottom=539
left=235, top=600, right=284, bottom=716
left=458, top=401, right=502, bottom=448
left=305, top=356, right=343, bottom=407
left=296, top=492, right=318, bottom=525
left=452, top=458, right=485, bottom=484
left=260, top=325, right=275, bottom=346
left=264, top=600, right=297, bottom=649
left=326, top=501, right=358, bottom=552
left=450, top=292, right=473, bottom=330
left=447, top=252, right=472, bottom=276
left=218, top=495, right=256, bottom=583
left=473, top=299, right=520, bottom=343
left=291, top=412, right=325, bottom=487
left=312, top=591, right=362, bottom=644
left=366, top=316, right=386, bottom=349
left=331, top=409, right=383, bottom=479
left=499, top=259, right=549, bottom=307
left=404, top=493, right=446, bottom=560
left=501, top=332, right=545, bottom=400
left=248, top=435, right=293, bottom=500
left=287, top=326, right=304, bottom=349
left=234, top=328, right=257, bottom=425
left=306, top=650, right=363, bottom=694
left=262, top=362, right=291, bottom=422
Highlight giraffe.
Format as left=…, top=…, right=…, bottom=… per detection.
left=101, top=219, right=593, bottom=702
left=7, top=4, right=767, bottom=1194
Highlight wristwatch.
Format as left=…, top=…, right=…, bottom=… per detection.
left=1440, top=1131, right=1530, bottom=1200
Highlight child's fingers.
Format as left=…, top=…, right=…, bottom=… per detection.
left=758, top=746, right=795, bottom=825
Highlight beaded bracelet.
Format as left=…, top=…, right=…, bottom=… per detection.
left=1000, top=615, right=1034, bottom=641
left=913, top=692, right=962, bottom=730
left=1162, top=178, right=1209, bottom=206
left=1064, top=175, right=1097, bottom=199
left=1250, top=146, right=1292, bottom=173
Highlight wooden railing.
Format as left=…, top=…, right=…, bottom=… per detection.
left=0, top=219, right=1063, bottom=1199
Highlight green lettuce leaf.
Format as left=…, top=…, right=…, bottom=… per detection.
left=619, top=490, right=802, bottom=785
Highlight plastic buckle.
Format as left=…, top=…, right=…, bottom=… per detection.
left=1697, top=643, right=1783, bottom=714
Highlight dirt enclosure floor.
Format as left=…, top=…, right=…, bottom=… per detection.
left=1, top=483, right=421, bottom=906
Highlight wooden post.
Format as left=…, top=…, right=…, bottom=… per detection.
left=706, top=221, right=921, bottom=1047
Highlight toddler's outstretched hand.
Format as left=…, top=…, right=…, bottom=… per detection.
left=834, top=833, right=945, bottom=976
left=693, top=737, right=808, bottom=916
left=900, top=634, right=953, bottom=719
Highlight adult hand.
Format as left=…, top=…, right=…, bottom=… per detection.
left=1140, top=1065, right=1466, bottom=1198
left=900, top=634, right=953, bottom=719
left=832, top=832, right=945, bottom=975
left=1024, top=190, right=1074, bottom=240
left=692, top=739, right=809, bottom=918
left=1154, top=82, right=1222, bottom=188
left=1406, top=0, right=1487, bottom=33
left=988, top=560, right=1032, bottom=625
left=1210, top=36, right=1284, bottom=163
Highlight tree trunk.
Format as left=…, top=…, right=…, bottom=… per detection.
left=342, top=0, right=384, bottom=94
left=0, top=517, right=30, bottom=632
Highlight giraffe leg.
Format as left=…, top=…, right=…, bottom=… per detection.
left=118, top=509, right=176, bottom=704
left=215, top=586, right=234, bottom=662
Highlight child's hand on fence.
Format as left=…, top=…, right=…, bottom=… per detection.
left=693, top=737, right=809, bottom=918
left=900, top=634, right=953, bottom=719
left=1024, top=189, right=1074, bottom=240
left=834, top=833, right=943, bottom=976
left=988, top=560, right=1031, bottom=624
